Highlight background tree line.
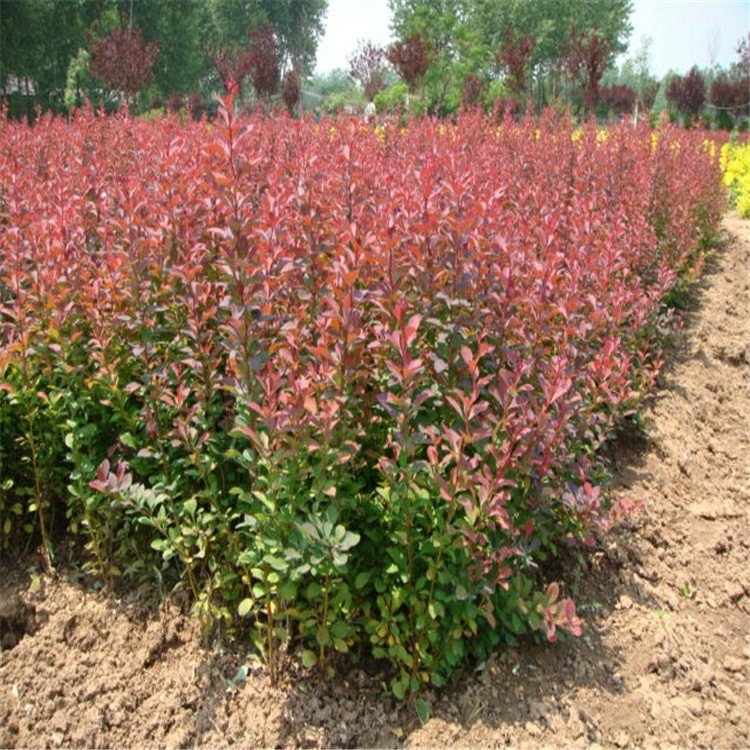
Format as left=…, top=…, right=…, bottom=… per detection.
left=0, top=0, right=326, bottom=117
left=1, top=0, right=747, bottom=127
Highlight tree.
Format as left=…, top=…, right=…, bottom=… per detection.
left=389, top=0, right=633, bottom=111
left=247, top=22, right=280, bottom=100
left=496, top=29, right=536, bottom=97
left=709, top=74, right=748, bottom=127
left=88, top=26, right=160, bottom=104
left=666, top=66, right=705, bottom=124
left=203, top=0, right=326, bottom=77
left=461, top=72, right=486, bottom=107
left=262, top=0, right=327, bottom=76
left=708, top=34, right=750, bottom=128
left=210, top=44, right=254, bottom=95
left=388, top=0, right=489, bottom=114
left=566, top=27, right=612, bottom=111
left=1, top=0, right=111, bottom=116
left=348, top=40, right=387, bottom=102
left=737, top=33, right=750, bottom=81
left=386, top=31, right=434, bottom=93
left=0, top=0, right=329, bottom=116
left=611, top=35, right=660, bottom=113
left=281, top=67, right=301, bottom=114
left=120, top=0, right=209, bottom=99
left=599, top=84, right=635, bottom=116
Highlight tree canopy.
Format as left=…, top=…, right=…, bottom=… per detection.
left=385, top=0, right=634, bottom=113
left=0, top=0, right=327, bottom=116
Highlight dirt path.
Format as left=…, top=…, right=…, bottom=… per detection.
left=1, top=214, right=748, bottom=750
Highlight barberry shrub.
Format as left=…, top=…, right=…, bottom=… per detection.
left=0, top=97, right=724, bottom=695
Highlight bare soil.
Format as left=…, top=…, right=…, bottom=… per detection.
left=1, top=214, right=748, bottom=750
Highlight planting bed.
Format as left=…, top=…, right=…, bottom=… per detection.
left=0, top=212, right=746, bottom=749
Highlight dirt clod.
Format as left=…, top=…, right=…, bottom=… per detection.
left=0, top=586, right=36, bottom=650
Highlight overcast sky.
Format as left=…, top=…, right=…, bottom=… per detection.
left=314, top=0, right=750, bottom=78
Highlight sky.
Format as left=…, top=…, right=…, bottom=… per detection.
left=314, top=0, right=750, bottom=78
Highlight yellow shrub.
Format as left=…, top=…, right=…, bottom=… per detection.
left=721, top=141, right=750, bottom=218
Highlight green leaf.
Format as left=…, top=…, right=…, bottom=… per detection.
left=238, top=598, right=253, bottom=617
left=354, top=571, right=370, bottom=589
left=252, top=490, right=275, bottom=511
left=251, top=583, right=266, bottom=598
left=391, top=678, right=406, bottom=700
left=415, top=698, right=430, bottom=725
left=331, top=550, right=348, bottom=568
left=263, top=554, right=288, bottom=572
left=428, top=601, right=445, bottom=620
left=278, top=580, right=297, bottom=601
left=301, top=649, right=318, bottom=668
left=120, top=432, right=138, bottom=449
left=330, top=620, right=349, bottom=639
left=316, top=624, right=330, bottom=647
left=528, top=612, right=542, bottom=630
left=339, top=529, right=360, bottom=551
left=306, top=581, right=323, bottom=599
left=333, top=638, right=349, bottom=653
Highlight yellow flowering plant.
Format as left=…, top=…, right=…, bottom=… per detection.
left=721, top=139, right=750, bottom=218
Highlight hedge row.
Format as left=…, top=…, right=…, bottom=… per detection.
left=0, top=98, right=724, bottom=694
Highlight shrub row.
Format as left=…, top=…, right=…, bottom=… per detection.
left=0, top=98, right=724, bottom=694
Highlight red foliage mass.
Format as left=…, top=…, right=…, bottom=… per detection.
left=386, top=32, right=434, bottom=90
left=496, top=30, right=536, bottom=97
left=88, top=27, right=159, bottom=98
left=599, top=84, right=636, bottom=115
left=247, top=23, right=280, bottom=99
left=566, top=27, right=612, bottom=111
left=667, top=66, right=706, bottom=119
left=0, top=103, right=725, bottom=682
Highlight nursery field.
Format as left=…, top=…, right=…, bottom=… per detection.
left=0, top=100, right=748, bottom=747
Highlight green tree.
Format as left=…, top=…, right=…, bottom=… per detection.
left=388, top=0, right=633, bottom=112
left=119, top=0, right=209, bottom=99
left=0, top=0, right=328, bottom=116
left=1, top=0, right=110, bottom=116
left=263, top=0, right=327, bottom=74
left=388, top=0, right=481, bottom=113
left=204, top=0, right=326, bottom=77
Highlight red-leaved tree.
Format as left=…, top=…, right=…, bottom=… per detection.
left=248, top=23, right=280, bottom=101
left=348, top=40, right=387, bottom=102
left=282, top=68, right=301, bottom=114
left=666, top=66, right=706, bottom=124
left=709, top=34, right=750, bottom=126
left=88, top=27, right=159, bottom=104
left=599, top=84, right=636, bottom=116
left=210, top=45, right=254, bottom=96
left=461, top=73, right=486, bottom=108
left=496, top=29, right=536, bottom=97
left=709, top=75, right=749, bottom=126
left=386, top=32, right=434, bottom=93
left=566, top=27, right=612, bottom=112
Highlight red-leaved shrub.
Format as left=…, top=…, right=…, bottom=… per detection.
left=0, top=98, right=724, bottom=695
